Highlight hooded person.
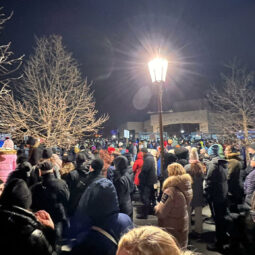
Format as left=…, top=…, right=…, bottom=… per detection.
left=68, top=158, right=105, bottom=233
left=154, top=163, right=193, bottom=249
left=0, top=178, right=56, bottom=255
left=71, top=162, right=133, bottom=255
left=113, top=156, right=134, bottom=218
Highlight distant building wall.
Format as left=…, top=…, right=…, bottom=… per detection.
left=143, top=120, right=153, bottom=132
left=118, top=122, right=144, bottom=138
left=150, top=110, right=209, bottom=133
left=118, top=100, right=220, bottom=138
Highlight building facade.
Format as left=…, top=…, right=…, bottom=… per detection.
left=118, top=99, right=218, bottom=139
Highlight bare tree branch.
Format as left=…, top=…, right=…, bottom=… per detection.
left=0, top=35, right=108, bottom=147
left=0, top=8, right=23, bottom=95
left=208, top=60, right=255, bottom=148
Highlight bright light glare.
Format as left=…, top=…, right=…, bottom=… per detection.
left=148, top=57, right=168, bottom=83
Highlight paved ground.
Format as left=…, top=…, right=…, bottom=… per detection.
left=133, top=203, right=222, bottom=255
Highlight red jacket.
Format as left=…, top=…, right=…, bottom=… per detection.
left=132, top=152, right=144, bottom=186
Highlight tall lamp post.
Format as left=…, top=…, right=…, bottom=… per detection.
left=148, top=57, right=168, bottom=177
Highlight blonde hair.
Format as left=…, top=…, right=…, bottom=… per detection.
left=117, top=226, right=198, bottom=255
left=167, top=163, right=186, bottom=177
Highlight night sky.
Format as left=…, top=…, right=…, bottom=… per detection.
left=2, top=0, right=255, bottom=134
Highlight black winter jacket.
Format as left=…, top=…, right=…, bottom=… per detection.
left=113, top=156, right=134, bottom=217
left=139, top=153, right=157, bottom=187
left=0, top=205, right=56, bottom=255
left=31, top=173, right=70, bottom=224
left=204, top=157, right=228, bottom=203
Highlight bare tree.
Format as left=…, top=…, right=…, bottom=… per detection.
left=0, top=8, right=23, bottom=95
left=0, top=35, right=108, bottom=147
left=208, top=61, right=255, bottom=149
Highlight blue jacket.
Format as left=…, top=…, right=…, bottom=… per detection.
left=71, top=213, right=133, bottom=255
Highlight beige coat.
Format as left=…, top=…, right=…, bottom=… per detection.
left=155, top=174, right=193, bottom=249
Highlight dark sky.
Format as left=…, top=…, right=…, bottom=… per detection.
left=2, top=0, right=255, bottom=134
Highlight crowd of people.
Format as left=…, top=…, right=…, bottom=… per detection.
left=0, top=135, right=255, bottom=254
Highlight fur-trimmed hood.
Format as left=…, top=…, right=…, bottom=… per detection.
left=163, top=173, right=192, bottom=193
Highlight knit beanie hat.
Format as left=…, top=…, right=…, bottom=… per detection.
left=91, top=158, right=104, bottom=173
left=0, top=178, right=32, bottom=209
left=42, top=148, right=53, bottom=159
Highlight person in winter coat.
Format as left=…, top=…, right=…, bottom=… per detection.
left=30, top=161, right=70, bottom=246
left=0, top=178, right=56, bottom=255
left=41, top=148, right=61, bottom=179
left=244, top=154, right=255, bottom=205
left=25, top=136, right=44, bottom=166
left=132, top=151, right=143, bottom=186
left=204, top=144, right=229, bottom=252
left=155, top=163, right=193, bottom=249
left=71, top=159, right=133, bottom=255
left=64, top=153, right=91, bottom=217
left=137, top=148, right=157, bottom=219
left=224, top=146, right=244, bottom=210
left=185, top=147, right=205, bottom=234
left=113, top=156, right=134, bottom=218
left=60, top=153, right=76, bottom=177
left=69, top=158, right=105, bottom=237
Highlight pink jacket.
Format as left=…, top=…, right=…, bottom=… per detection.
left=0, top=153, right=17, bottom=182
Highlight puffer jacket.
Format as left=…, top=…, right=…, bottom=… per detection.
left=204, top=157, right=228, bottom=203
left=132, top=152, right=143, bottom=186
left=155, top=174, right=193, bottom=249
left=0, top=205, right=56, bottom=255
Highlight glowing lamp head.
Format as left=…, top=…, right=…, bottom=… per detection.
left=148, top=57, right=168, bottom=83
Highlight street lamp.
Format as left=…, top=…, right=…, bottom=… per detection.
left=148, top=57, right=168, bottom=177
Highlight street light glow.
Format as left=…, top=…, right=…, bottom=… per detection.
left=148, top=57, right=168, bottom=83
